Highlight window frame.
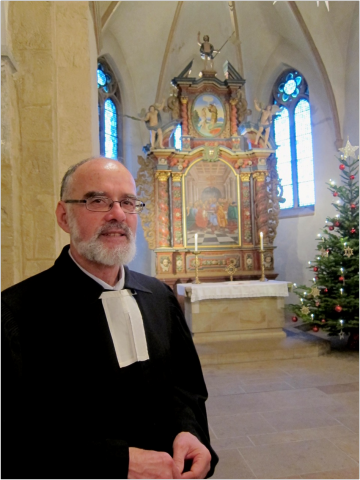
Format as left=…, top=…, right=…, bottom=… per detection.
left=272, top=70, right=315, bottom=218
left=97, top=58, right=123, bottom=161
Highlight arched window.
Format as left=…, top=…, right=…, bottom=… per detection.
left=97, top=59, right=122, bottom=161
left=174, top=124, right=182, bottom=150
left=272, top=70, right=315, bottom=214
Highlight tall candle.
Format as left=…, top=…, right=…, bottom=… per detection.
left=194, top=233, right=198, bottom=251
left=260, top=231, right=264, bottom=250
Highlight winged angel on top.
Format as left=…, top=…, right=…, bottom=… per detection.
left=123, top=99, right=166, bottom=149
left=254, top=99, right=282, bottom=147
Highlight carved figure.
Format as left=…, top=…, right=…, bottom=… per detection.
left=236, top=89, right=251, bottom=124
left=197, top=32, right=219, bottom=71
left=140, top=99, right=166, bottom=149
left=166, top=87, right=180, bottom=120
left=254, top=100, right=281, bottom=147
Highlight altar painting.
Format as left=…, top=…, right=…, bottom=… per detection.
left=192, top=94, right=225, bottom=137
left=184, top=160, right=240, bottom=248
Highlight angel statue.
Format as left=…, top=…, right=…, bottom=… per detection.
left=254, top=99, right=281, bottom=147
left=123, top=99, right=166, bottom=149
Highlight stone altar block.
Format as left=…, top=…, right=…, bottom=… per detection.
left=177, top=281, right=330, bottom=365
left=177, top=281, right=289, bottom=344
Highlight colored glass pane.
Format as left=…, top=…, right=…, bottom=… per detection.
left=295, top=99, right=315, bottom=207
left=104, top=99, right=118, bottom=159
left=97, top=69, right=106, bottom=88
left=174, top=124, right=182, bottom=150
left=284, top=79, right=296, bottom=95
left=274, top=108, right=293, bottom=209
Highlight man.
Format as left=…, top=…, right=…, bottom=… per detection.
left=2, top=157, right=218, bottom=479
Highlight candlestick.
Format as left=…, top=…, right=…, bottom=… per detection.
left=192, top=250, right=201, bottom=284
left=194, top=233, right=198, bottom=251
left=259, top=231, right=264, bottom=250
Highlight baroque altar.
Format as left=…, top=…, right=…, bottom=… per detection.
left=136, top=60, right=284, bottom=289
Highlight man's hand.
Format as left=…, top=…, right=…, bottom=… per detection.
left=172, top=432, right=211, bottom=479
left=128, top=447, right=182, bottom=479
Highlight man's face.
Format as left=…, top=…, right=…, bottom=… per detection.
left=62, top=159, right=138, bottom=266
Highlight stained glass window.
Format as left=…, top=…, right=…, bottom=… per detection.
left=174, top=124, right=182, bottom=150
left=104, top=99, right=118, bottom=159
left=272, top=70, right=315, bottom=211
left=97, top=59, right=122, bottom=161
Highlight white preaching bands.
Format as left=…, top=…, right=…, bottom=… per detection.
left=69, top=251, right=149, bottom=368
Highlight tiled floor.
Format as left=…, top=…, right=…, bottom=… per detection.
left=205, top=349, right=359, bottom=479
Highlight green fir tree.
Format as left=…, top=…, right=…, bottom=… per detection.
left=288, top=139, right=359, bottom=347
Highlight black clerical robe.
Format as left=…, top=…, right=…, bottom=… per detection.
left=2, top=246, right=218, bottom=479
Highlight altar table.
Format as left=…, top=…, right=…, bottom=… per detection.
left=177, top=281, right=290, bottom=345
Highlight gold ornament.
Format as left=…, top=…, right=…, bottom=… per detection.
left=319, top=247, right=328, bottom=257
left=225, top=260, right=238, bottom=281
left=344, top=246, right=354, bottom=258
left=339, top=138, right=359, bottom=159
left=311, top=287, right=320, bottom=297
left=301, top=306, right=310, bottom=315
left=339, top=330, right=345, bottom=340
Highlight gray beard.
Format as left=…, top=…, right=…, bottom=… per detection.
left=68, top=215, right=136, bottom=267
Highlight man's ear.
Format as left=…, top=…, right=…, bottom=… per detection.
left=56, top=201, right=71, bottom=234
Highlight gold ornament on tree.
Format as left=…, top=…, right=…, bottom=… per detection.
left=339, top=138, right=359, bottom=159
left=311, top=286, right=320, bottom=297
left=344, top=246, right=354, bottom=258
left=301, top=306, right=310, bottom=315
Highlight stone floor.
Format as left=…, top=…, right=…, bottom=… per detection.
left=205, top=345, right=359, bottom=479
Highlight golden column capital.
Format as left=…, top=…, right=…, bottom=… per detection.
left=240, top=173, right=251, bottom=182
left=180, top=96, right=188, bottom=104
left=172, top=172, right=183, bottom=182
left=155, top=170, right=171, bottom=182
left=253, top=171, right=267, bottom=182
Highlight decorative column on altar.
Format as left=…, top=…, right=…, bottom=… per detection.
left=171, top=172, right=183, bottom=248
left=180, top=96, right=191, bottom=151
left=253, top=170, right=269, bottom=245
left=155, top=171, right=171, bottom=247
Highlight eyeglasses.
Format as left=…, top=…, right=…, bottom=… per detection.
left=64, top=196, right=145, bottom=214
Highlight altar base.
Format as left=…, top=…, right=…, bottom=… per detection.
left=177, top=282, right=330, bottom=365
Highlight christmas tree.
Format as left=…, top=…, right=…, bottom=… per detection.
left=288, top=138, right=359, bottom=347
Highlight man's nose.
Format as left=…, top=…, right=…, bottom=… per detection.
left=104, top=201, right=127, bottom=222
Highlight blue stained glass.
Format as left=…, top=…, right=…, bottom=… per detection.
left=284, top=79, right=296, bottom=95
left=97, top=69, right=106, bottom=88
left=295, top=99, right=315, bottom=207
left=104, top=99, right=118, bottom=159
left=295, top=76, right=302, bottom=86
left=174, top=124, right=182, bottom=150
left=274, top=108, right=293, bottom=209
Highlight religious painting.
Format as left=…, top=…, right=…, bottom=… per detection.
left=183, top=159, right=241, bottom=248
left=192, top=94, right=225, bottom=138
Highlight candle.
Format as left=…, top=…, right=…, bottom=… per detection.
left=194, top=233, right=198, bottom=251
left=259, top=231, right=264, bottom=250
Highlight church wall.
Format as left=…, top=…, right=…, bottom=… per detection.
left=1, top=2, right=97, bottom=288
left=100, top=30, right=154, bottom=276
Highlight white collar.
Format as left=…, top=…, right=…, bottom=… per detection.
left=68, top=250, right=125, bottom=291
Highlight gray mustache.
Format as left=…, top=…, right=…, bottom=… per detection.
left=98, top=222, right=131, bottom=238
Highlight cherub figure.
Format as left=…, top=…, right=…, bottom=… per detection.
left=254, top=99, right=281, bottom=147
left=139, top=99, right=166, bottom=149
left=197, top=32, right=219, bottom=71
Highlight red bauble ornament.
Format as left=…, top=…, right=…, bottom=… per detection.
left=321, top=319, right=326, bottom=324
left=313, top=267, right=318, bottom=272
left=350, top=228, right=356, bottom=234
left=334, top=221, right=340, bottom=227
left=351, top=204, right=356, bottom=209
left=315, top=276, right=318, bottom=280
left=339, top=276, right=344, bottom=281
left=315, top=301, right=320, bottom=307
left=329, top=226, right=334, bottom=231
left=291, top=316, right=298, bottom=322
left=312, top=326, right=319, bottom=332
left=333, top=192, right=338, bottom=197
left=324, top=288, right=328, bottom=293
left=339, top=164, right=345, bottom=170
left=350, top=175, right=355, bottom=180
left=335, top=305, right=342, bottom=313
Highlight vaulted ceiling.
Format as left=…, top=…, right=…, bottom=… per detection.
left=94, top=1, right=358, bottom=148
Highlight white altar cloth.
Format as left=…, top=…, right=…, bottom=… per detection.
left=177, top=281, right=289, bottom=303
